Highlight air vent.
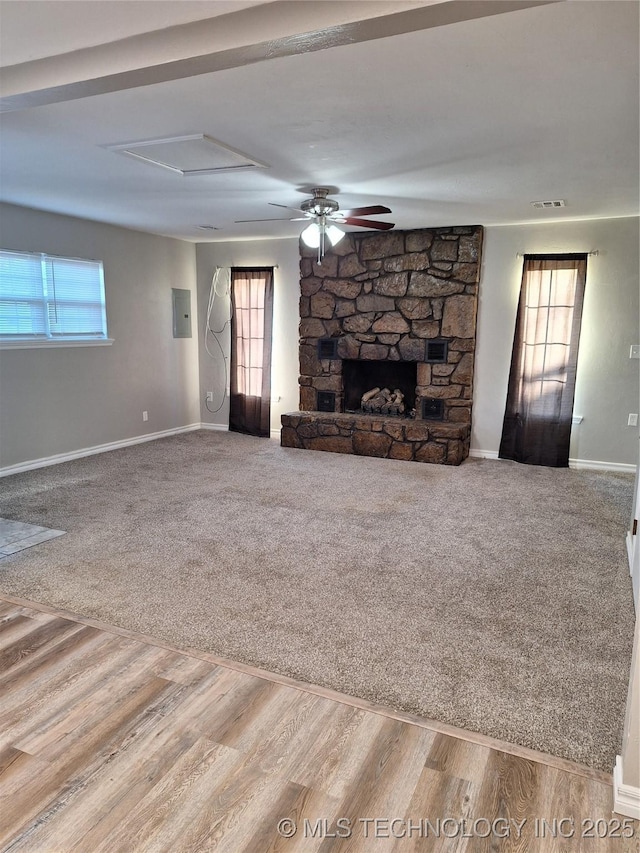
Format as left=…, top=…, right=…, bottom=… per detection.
left=317, top=391, right=336, bottom=412
left=422, top=398, right=444, bottom=420
left=531, top=199, right=566, bottom=209
left=317, top=338, right=338, bottom=359
left=105, top=134, right=267, bottom=176
left=426, top=340, right=448, bottom=363
left=196, top=225, right=221, bottom=231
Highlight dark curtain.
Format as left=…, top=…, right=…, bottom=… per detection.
left=499, top=255, right=587, bottom=467
left=229, top=268, right=274, bottom=437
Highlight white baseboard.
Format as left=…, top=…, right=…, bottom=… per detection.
left=613, top=756, right=640, bottom=819
left=3, top=431, right=634, bottom=477
left=468, top=449, right=499, bottom=460
left=0, top=423, right=202, bottom=477
left=627, top=532, right=635, bottom=574
left=468, top=449, right=635, bottom=473
left=569, top=458, right=636, bottom=473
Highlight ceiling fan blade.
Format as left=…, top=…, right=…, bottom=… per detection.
left=340, top=217, right=395, bottom=230
left=268, top=202, right=305, bottom=213
left=234, top=217, right=299, bottom=223
left=335, top=205, right=392, bottom=217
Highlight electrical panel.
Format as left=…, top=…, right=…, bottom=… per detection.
left=172, top=288, right=192, bottom=338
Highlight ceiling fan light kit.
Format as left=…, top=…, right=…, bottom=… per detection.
left=301, top=220, right=345, bottom=256
left=236, top=187, right=395, bottom=262
left=326, top=224, right=345, bottom=245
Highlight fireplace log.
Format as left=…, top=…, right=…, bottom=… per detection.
left=361, top=386, right=406, bottom=415
left=361, top=387, right=381, bottom=404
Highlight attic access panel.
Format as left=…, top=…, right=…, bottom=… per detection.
left=106, top=134, right=267, bottom=176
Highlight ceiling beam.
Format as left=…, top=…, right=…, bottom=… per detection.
left=1, top=0, right=561, bottom=113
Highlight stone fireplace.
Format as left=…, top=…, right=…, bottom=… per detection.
left=281, top=226, right=483, bottom=464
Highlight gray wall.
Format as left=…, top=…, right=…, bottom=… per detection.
left=196, top=239, right=300, bottom=434
left=0, top=203, right=200, bottom=469
left=474, top=217, right=639, bottom=465
left=197, top=219, right=638, bottom=465
left=2, top=205, right=636, bottom=469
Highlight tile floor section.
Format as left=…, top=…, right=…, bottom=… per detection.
left=0, top=518, right=65, bottom=558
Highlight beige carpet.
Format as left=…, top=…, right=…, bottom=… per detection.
left=0, top=430, right=635, bottom=771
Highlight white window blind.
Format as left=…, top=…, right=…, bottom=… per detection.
left=0, top=250, right=108, bottom=341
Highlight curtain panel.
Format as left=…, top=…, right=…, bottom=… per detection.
left=229, top=268, right=274, bottom=437
left=499, top=255, right=587, bottom=467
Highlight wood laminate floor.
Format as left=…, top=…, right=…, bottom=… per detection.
left=0, top=595, right=637, bottom=852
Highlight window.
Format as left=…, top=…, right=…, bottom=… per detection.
left=229, top=268, right=274, bottom=437
left=0, top=250, right=110, bottom=347
left=499, top=254, right=587, bottom=467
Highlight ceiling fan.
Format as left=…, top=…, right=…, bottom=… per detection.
left=235, top=187, right=395, bottom=261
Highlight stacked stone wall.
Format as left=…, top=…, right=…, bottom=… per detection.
left=298, top=226, right=483, bottom=425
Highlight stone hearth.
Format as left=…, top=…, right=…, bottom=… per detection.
left=281, top=412, right=469, bottom=464
left=281, top=226, right=482, bottom=464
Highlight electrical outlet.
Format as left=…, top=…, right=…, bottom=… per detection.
left=206, top=391, right=213, bottom=403
left=142, top=411, right=148, bottom=422
left=630, top=345, right=640, bottom=359
left=628, top=413, right=638, bottom=427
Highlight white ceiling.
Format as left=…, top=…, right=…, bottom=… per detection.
left=0, top=0, right=638, bottom=242
left=0, top=1, right=271, bottom=66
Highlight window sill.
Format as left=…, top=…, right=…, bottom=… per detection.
left=0, top=338, right=114, bottom=350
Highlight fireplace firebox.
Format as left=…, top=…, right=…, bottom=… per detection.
left=342, top=360, right=417, bottom=416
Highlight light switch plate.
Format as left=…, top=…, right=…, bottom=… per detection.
left=630, top=345, right=640, bottom=359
